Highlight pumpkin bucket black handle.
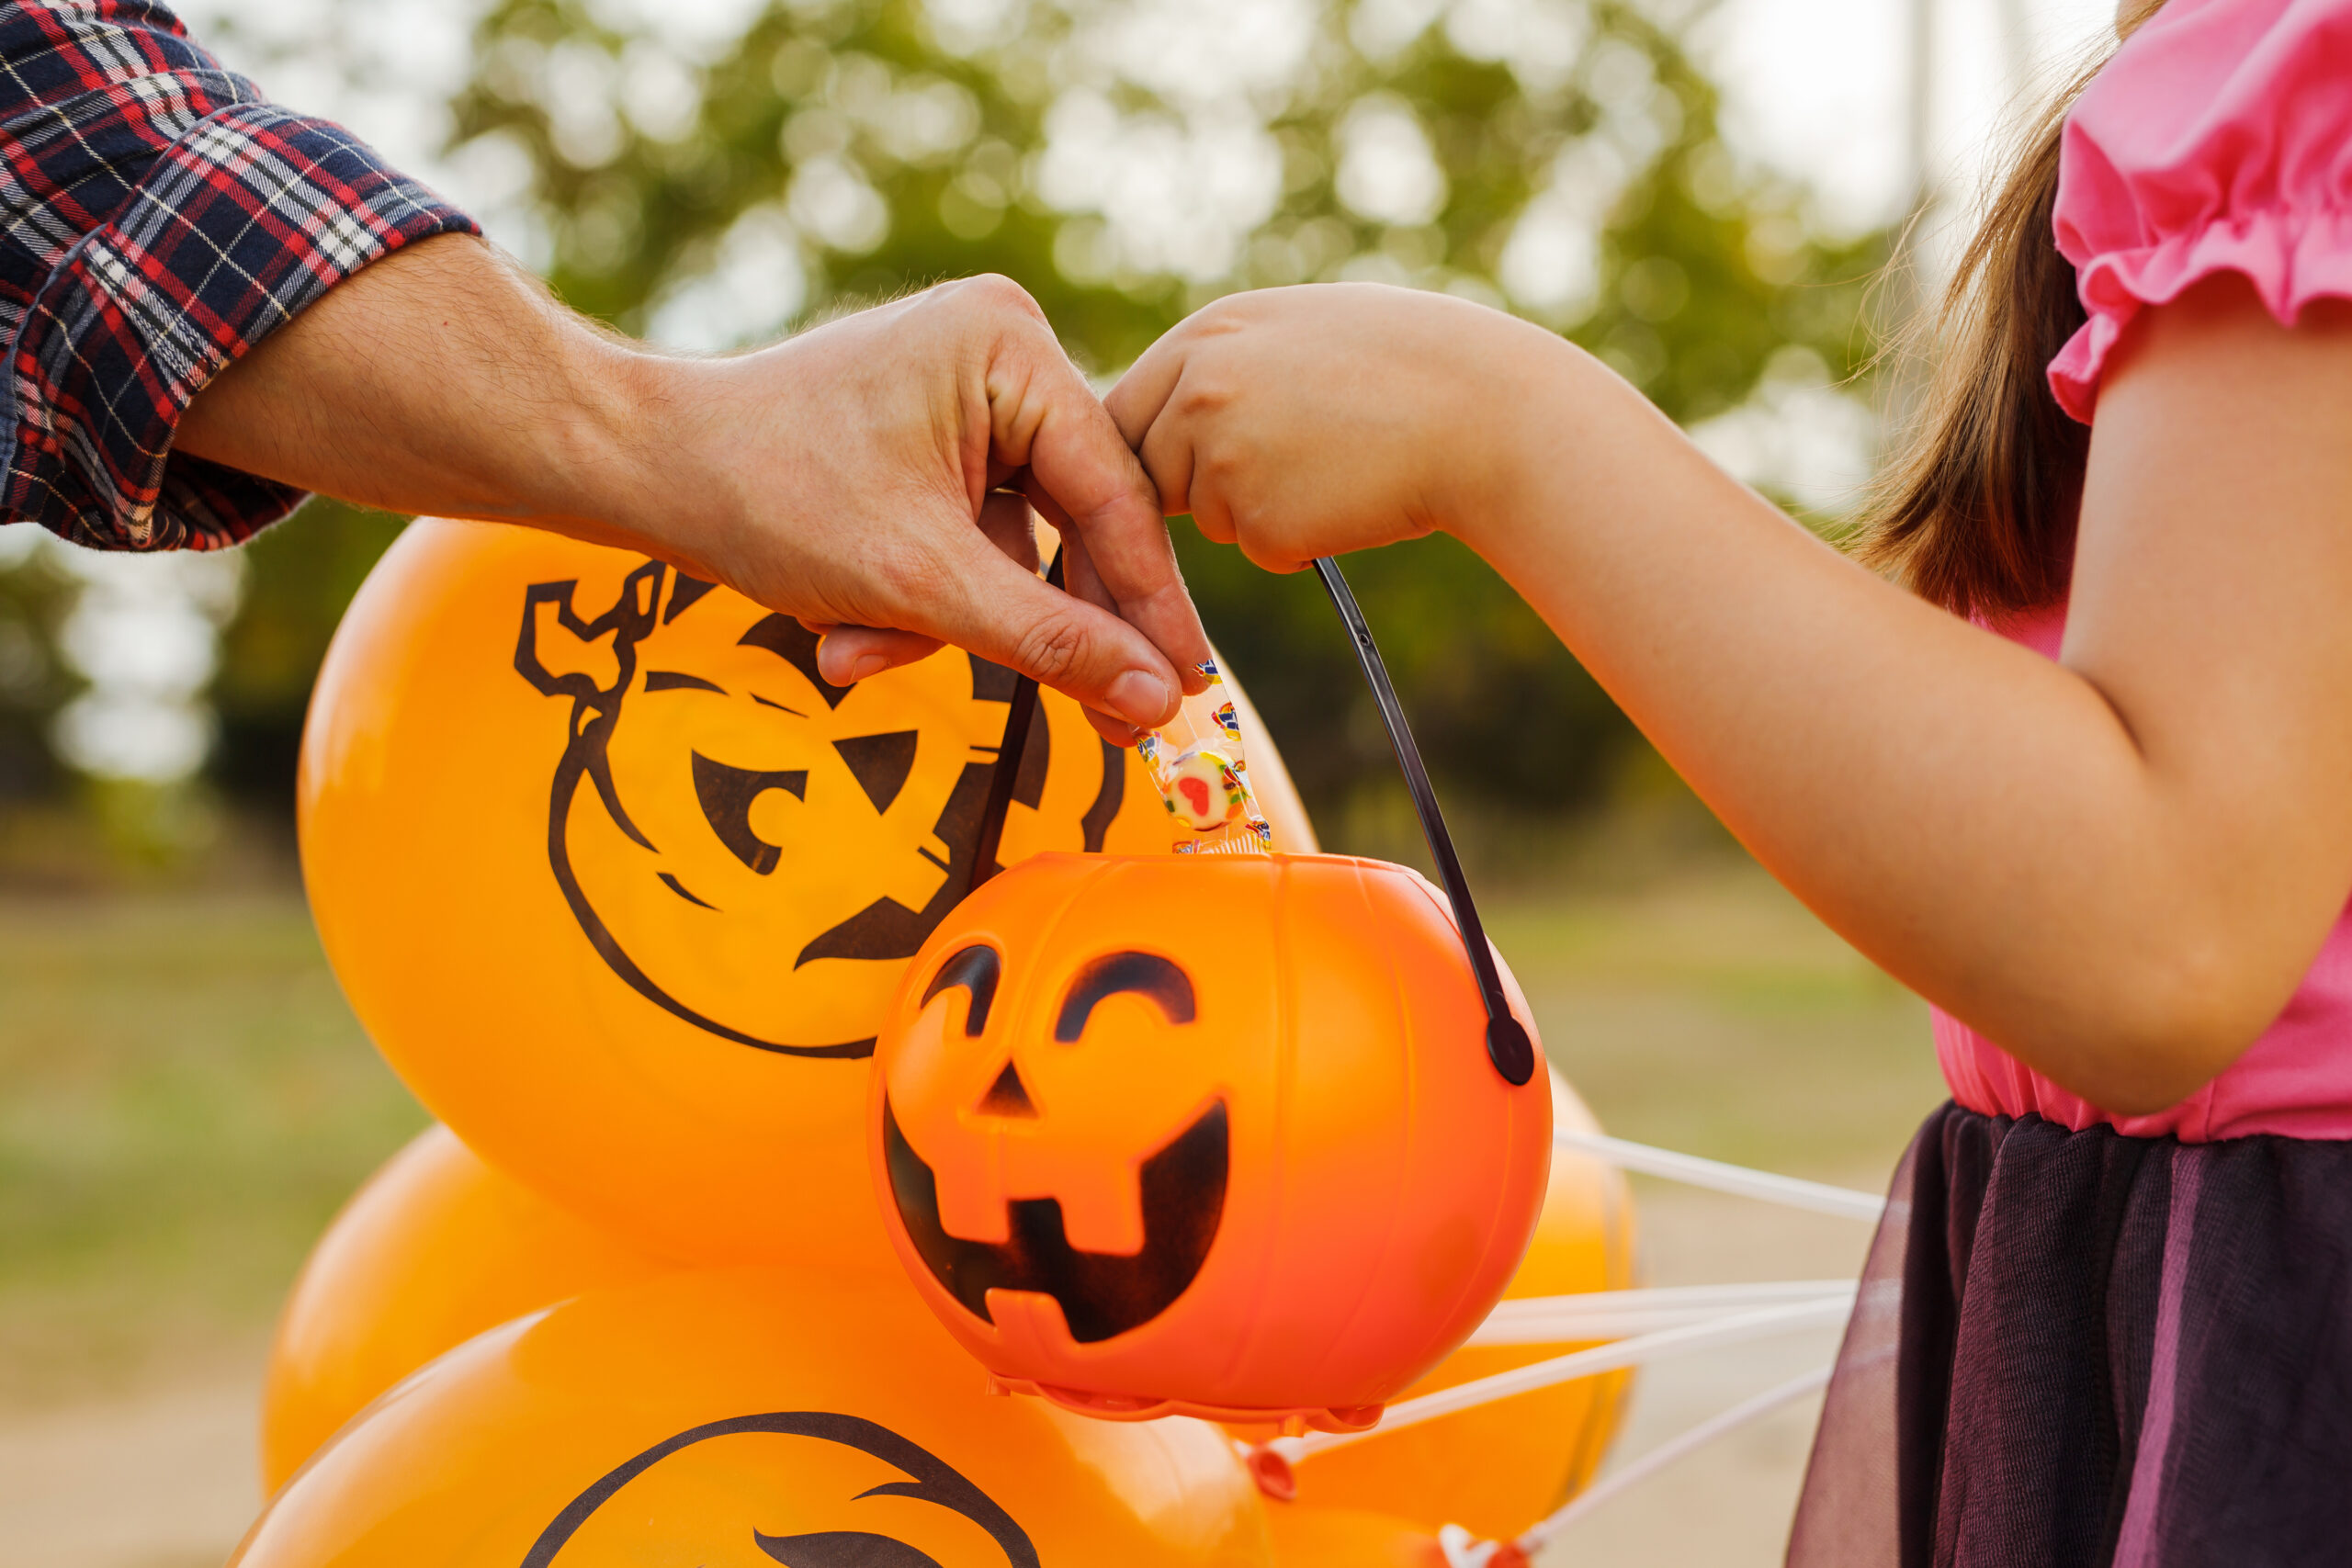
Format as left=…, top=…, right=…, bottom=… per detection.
left=966, top=548, right=1534, bottom=1088
left=965, top=547, right=1063, bottom=895
left=1313, top=557, right=1533, bottom=1087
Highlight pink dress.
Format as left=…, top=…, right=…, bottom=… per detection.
left=1937, top=0, right=2352, bottom=1141
left=1791, top=16, right=2352, bottom=1560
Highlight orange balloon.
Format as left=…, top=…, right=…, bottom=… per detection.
left=1264, top=1506, right=1444, bottom=1566
left=868, top=851, right=1553, bottom=1430
left=300, top=520, right=1309, bottom=1265
left=261, top=1125, right=673, bottom=1494
left=1253, top=1070, right=1636, bottom=1539
left=232, top=1268, right=1272, bottom=1566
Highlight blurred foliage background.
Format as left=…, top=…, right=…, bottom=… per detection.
left=0, top=11, right=1928, bottom=1555
left=0, top=0, right=1889, bottom=869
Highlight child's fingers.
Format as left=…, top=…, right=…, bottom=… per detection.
left=1125, top=380, right=1262, bottom=567
left=1102, top=329, right=1191, bottom=465
left=1107, top=306, right=1262, bottom=563
left=1106, top=344, right=1212, bottom=523
left=1184, top=482, right=1236, bottom=547
left=1128, top=401, right=1205, bottom=529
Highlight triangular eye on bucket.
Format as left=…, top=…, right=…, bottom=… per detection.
left=963, top=548, right=1534, bottom=1089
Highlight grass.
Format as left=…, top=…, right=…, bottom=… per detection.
left=1489, top=863, right=1949, bottom=1183
left=0, top=852, right=1949, bottom=1408
left=0, top=891, right=425, bottom=1404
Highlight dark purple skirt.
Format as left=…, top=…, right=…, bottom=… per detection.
left=1789, top=1103, right=2352, bottom=1567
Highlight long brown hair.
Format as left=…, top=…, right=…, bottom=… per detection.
left=1850, top=53, right=2120, bottom=618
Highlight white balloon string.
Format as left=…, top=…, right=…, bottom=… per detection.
left=1556, top=1131, right=1887, bottom=1221
left=1468, top=1280, right=1858, bottom=1345
left=1514, top=1362, right=1836, bottom=1552
left=1272, top=1297, right=1850, bottom=1463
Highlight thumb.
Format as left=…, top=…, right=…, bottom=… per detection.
left=813, top=490, right=1040, bottom=685
left=919, top=529, right=1184, bottom=735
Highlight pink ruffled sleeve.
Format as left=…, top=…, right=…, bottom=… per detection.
left=2047, top=0, right=2352, bottom=422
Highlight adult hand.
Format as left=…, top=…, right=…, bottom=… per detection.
left=656, top=275, right=1211, bottom=737
left=179, top=239, right=1208, bottom=739
left=1105, top=282, right=1563, bottom=572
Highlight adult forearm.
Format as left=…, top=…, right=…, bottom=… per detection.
left=1464, top=343, right=2298, bottom=1111
left=177, top=245, right=1210, bottom=735
left=176, top=234, right=681, bottom=553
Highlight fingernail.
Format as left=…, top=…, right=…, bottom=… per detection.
left=847, top=653, right=888, bottom=682
left=1107, top=670, right=1171, bottom=728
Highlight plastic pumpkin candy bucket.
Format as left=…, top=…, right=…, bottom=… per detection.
left=1234, top=1069, right=1637, bottom=1538
left=867, top=850, right=1551, bottom=1430
left=866, top=556, right=1551, bottom=1431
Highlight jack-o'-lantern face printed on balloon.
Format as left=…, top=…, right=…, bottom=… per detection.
left=869, top=852, right=1553, bottom=1429
left=525, top=1411, right=1038, bottom=1568
left=514, top=562, right=1131, bottom=1055
left=300, top=522, right=1308, bottom=1266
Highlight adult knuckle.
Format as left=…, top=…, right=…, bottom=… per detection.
left=1012, top=613, right=1089, bottom=685
left=957, top=272, right=1041, bottom=320
left=982, top=272, right=1039, bottom=306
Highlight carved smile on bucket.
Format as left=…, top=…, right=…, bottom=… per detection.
left=882, top=1099, right=1227, bottom=1344
left=880, top=945, right=1228, bottom=1344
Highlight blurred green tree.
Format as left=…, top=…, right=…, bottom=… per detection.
left=215, top=0, right=1885, bottom=829
left=0, top=534, right=72, bottom=803
left=211, top=502, right=410, bottom=813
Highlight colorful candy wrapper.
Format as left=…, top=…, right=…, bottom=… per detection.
left=1136, top=660, right=1274, bottom=855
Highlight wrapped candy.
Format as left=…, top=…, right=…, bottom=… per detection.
left=1136, top=660, right=1273, bottom=856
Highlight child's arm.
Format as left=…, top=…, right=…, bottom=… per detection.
left=1108, top=278, right=2352, bottom=1114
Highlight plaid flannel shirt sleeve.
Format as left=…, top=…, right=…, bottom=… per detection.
left=0, top=1, right=479, bottom=550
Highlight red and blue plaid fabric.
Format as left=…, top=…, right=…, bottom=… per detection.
left=0, top=0, right=477, bottom=550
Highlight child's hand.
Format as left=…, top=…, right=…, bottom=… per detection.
left=1105, top=283, right=1565, bottom=570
